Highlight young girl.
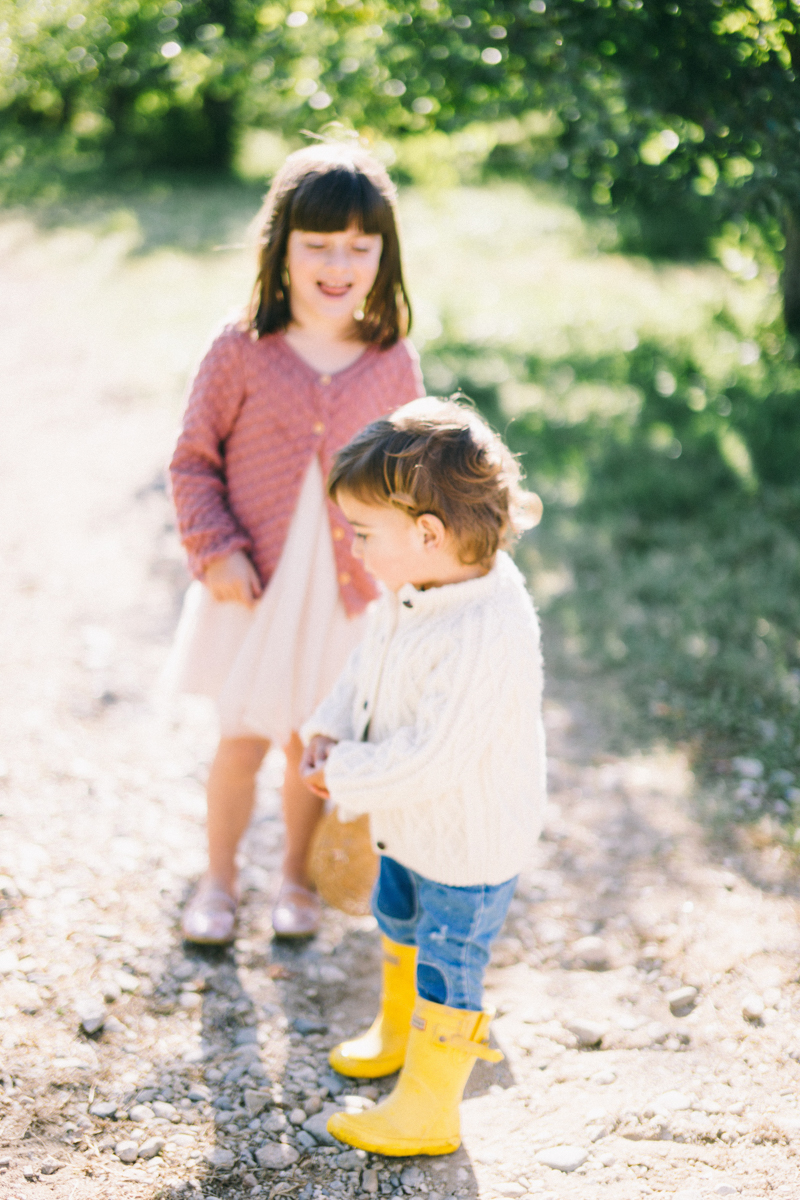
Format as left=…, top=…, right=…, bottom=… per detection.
left=167, top=143, right=423, bottom=943
left=300, top=397, right=546, bottom=1156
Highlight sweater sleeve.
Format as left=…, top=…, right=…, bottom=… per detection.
left=169, top=329, right=254, bottom=579
left=323, top=620, right=493, bottom=816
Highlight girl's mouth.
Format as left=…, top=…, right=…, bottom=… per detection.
left=317, top=282, right=351, bottom=298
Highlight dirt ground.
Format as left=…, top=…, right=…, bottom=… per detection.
left=2, top=214, right=800, bottom=1200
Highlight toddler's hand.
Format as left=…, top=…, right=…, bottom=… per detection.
left=301, top=735, right=337, bottom=799
left=204, top=551, right=262, bottom=607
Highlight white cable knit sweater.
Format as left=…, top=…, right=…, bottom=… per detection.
left=301, top=551, right=546, bottom=886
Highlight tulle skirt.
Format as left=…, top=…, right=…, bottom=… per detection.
left=162, top=458, right=364, bottom=746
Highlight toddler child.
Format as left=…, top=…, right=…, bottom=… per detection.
left=300, top=396, right=546, bottom=1156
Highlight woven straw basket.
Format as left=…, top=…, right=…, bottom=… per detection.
left=308, top=809, right=378, bottom=916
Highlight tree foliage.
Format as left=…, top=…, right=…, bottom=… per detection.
left=3, top=1, right=800, bottom=326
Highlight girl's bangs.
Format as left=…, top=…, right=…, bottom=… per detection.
left=289, top=168, right=392, bottom=235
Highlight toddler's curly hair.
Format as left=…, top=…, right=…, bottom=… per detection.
left=328, top=396, right=542, bottom=567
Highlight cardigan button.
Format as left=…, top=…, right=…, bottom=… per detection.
left=338, top=571, right=351, bottom=585
left=332, top=527, right=345, bottom=541
left=313, top=420, right=325, bottom=434
left=376, top=841, right=386, bottom=850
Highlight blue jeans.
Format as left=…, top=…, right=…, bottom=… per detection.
left=371, top=856, right=517, bottom=1011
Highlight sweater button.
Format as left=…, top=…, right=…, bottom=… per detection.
left=319, top=374, right=332, bottom=385
left=313, top=420, right=325, bottom=434
left=376, top=841, right=386, bottom=850
left=338, top=571, right=351, bottom=585
left=332, top=527, right=345, bottom=541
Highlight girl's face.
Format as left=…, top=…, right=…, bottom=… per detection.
left=285, top=225, right=383, bottom=330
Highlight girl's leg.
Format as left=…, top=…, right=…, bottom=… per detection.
left=280, top=732, right=324, bottom=887
left=271, top=732, right=324, bottom=936
left=182, top=735, right=268, bottom=945
left=206, top=735, right=270, bottom=891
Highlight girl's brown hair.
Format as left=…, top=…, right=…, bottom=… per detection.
left=328, top=397, right=543, bottom=568
left=248, top=143, right=411, bottom=348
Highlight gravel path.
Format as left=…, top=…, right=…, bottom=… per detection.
left=2, top=213, right=800, bottom=1200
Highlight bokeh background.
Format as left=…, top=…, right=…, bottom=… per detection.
left=4, top=0, right=800, bottom=834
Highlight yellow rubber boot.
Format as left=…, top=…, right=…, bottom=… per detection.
left=327, top=996, right=502, bottom=1156
left=329, top=937, right=417, bottom=1079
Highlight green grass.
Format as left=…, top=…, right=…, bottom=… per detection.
left=4, top=177, right=799, bottom=828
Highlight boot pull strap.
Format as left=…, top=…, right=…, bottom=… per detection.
left=437, top=1032, right=504, bottom=1063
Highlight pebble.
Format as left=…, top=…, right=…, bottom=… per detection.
left=206, top=1147, right=236, bottom=1169
left=742, top=994, right=765, bottom=1021
left=76, top=996, right=106, bottom=1036
left=337, top=1149, right=366, bottom=1169
left=535, top=1145, right=588, bottom=1172
left=304, top=1094, right=323, bottom=1116
left=714, top=1186, right=738, bottom=1196
left=496, top=1185, right=526, bottom=1197
left=401, top=1166, right=425, bottom=1187
left=570, top=936, right=611, bottom=971
left=667, top=986, right=699, bottom=1016
left=137, top=1137, right=165, bottom=1160
left=255, top=1142, right=300, bottom=1169
left=152, top=1101, right=178, bottom=1121
left=89, top=1101, right=119, bottom=1118
left=296, top=1130, right=317, bottom=1150
left=289, top=1107, right=307, bottom=1125
left=362, top=1167, right=379, bottom=1194
left=115, top=1141, right=139, bottom=1163
left=653, top=1090, right=692, bottom=1111
left=39, top=1158, right=62, bottom=1175
left=292, top=1017, right=328, bottom=1035
left=564, top=1018, right=607, bottom=1047
left=591, top=1070, right=616, bottom=1085
left=303, top=1104, right=343, bottom=1146
left=262, top=1111, right=289, bottom=1133
left=116, top=971, right=140, bottom=993
left=244, top=1089, right=272, bottom=1117
left=129, top=1104, right=155, bottom=1122
left=103, top=1015, right=128, bottom=1033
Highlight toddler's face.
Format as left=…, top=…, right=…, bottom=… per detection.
left=286, top=225, right=382, bottom=326
left=336, top=491, right=438, bottom=593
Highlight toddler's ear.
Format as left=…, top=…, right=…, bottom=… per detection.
left=528, top=493, right=544, bottom=528
left=416, top=512, right=447, bottom=548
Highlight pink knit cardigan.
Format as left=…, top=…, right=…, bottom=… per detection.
left=170, top=326, right=424, bottom=617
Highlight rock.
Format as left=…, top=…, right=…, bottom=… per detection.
left=564, top=1018, right=607, bottom=1047
left=318, top=964, right=348, bottom=984
left=303, top=1104, right=342, bottom=1146
left=742, top=994, right=765, bottom=1021
left=296, top=1130, right=316, bottom=1150
left=668, top=986, right=699, bottom=1016
left=570, top=936, right=611, bottom=971
left=206, top=1148, right=236, bottom=1169
left=128, top=1104, right=155, bottom=1122
left=255, top=1143, right=300, bottom=1169
left=262, top=1111, right=289, bottom=1134
left=497, top=1186, right=526, bottom=1198
left=653, top=1090, right=693, bottom=1111
left=244, top=1089, right=272, bottom=1117
left=292, top=1017, right=328, bottom=1035
left=356, top=1167, right=377, bottom=1194
left=137, top=1137, right=165, bottom=1160
left=89, top=1101, right=119, bottom=1118
left=188, top=1085, right=211, bottom=1102
left=179, top=991, right=201, bottom=1009
left=39, top=1158, right=63, bottom=1175
left=115, top=1141, right=139, bottom=1163
left=103, top=1015, right=127, bottom=1033
left=535, top=1145, right=588, bottom=1172
left=401, top=1166, right=424, bottom=1187
left=235, top=1027, right=259, bottom=1045
left=22, top=1164, right=39, bottom=1180
left=76, top=996, right=106, bottom=1035
left=713, top=1185, right=738, bottom=1196
left=591, top=1070, right=616, bottom=1085
left=335, top=1149, right=365, bottom=1169
left=304, top=1095, right=323, bottom=1116
left=289, top=1107, right=307, bottom=1125
left=102, top=981, right=121, bottom=1003
left=152, top=1101, right=178, bottom=1121
left=116, top=971, right=140, bottom=993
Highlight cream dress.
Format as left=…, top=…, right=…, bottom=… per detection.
left=163, top=458, right=365, bottom=745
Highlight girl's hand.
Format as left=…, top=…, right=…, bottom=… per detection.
left=204, top=551, right=263, bottom=607
left=301, top=735, right=338, bottom=798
